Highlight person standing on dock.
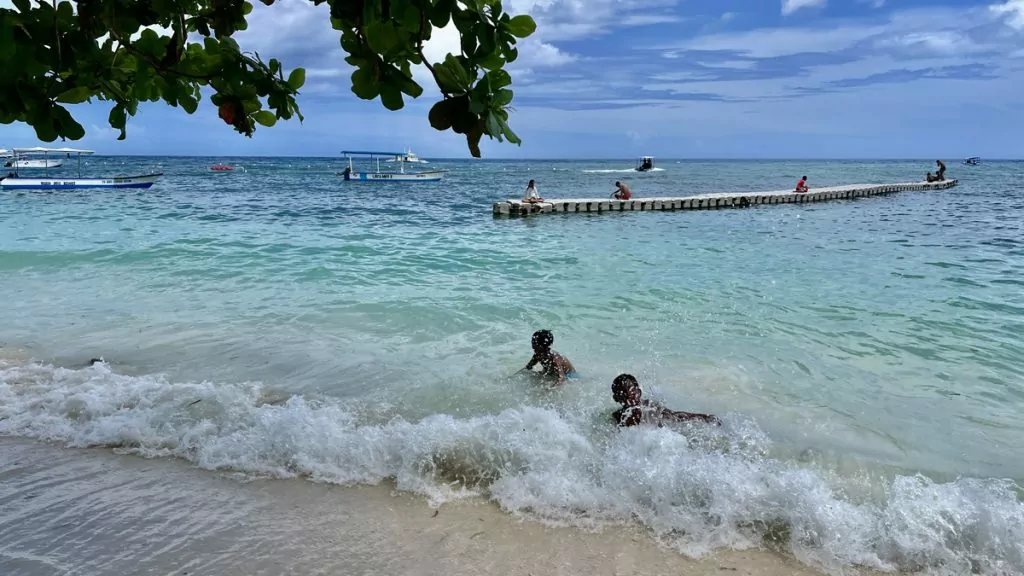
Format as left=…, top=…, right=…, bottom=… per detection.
left=795, top=176, right=809, bottom=193
left=523, top=179, right=543, bottom=203
left=612, top=181, right=633, bottom=200
left=935, top=160, right=946, bottom=181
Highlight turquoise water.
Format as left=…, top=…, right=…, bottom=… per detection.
left=2, top=157, right=1023, bottom=574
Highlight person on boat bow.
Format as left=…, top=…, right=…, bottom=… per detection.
left=612, top=181, right=633, bottom=200
left=935, top=160, right=946, bottom=181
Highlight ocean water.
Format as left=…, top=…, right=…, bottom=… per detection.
left=2, top=156, right=1023, bottom=575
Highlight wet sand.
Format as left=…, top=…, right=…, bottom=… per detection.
left=0, top=438, right=836, bottom=576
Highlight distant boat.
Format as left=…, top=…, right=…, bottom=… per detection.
left=963, top=156, right=981, bottom=165
left=636, top=156, right=655, bottom=172
left=210, top=164, right=235, bottom=171
left=1, top=148, right=64, bottom=169
left=0, top=147, right=162, bottom=190
left=339, top=150, right=445, bottom=182
left=384, top=148, right=429, bottom=164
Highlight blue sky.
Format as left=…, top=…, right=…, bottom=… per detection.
left=2, top=0, right=1024, bottom=158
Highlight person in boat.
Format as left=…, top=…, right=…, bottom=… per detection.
left=520, top=329, right=577, bottom=384
left=935, top=160, right=946, bottom=181
left=611, top=373, right=720, bottom=428
left=523, top=179, right=544, bottom=203
left=925, top=172, right=938, bottom=182
left=795, top=176, right=809, bottom=193
left=612, top=181, right=633, bottom=200
left=639, top=157, right=652, bottom=171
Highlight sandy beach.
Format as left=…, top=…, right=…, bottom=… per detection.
left=0, top=438, right=834, bottom=576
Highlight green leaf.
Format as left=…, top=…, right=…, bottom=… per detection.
left=180, top=93, right=199, bottom=114
left=108, top=105, right=127, bottom=140
left=54, top=107, right=86, bottom=140
left=380, top=85, right=404, bottom=111
left=428, top=99, right=455, bottom=131
left=485, top=69, right=512, bottom=90
left=434, top=54, right=472, bottom=93
left=55, top=86, right=92, bottom=104
left=506, top=15, right=536, bottom=38
left=351, top=67, right=379, bottom=100
left=253, top=110, right=277, bottom=127
left=287, top=67, right=305, bottom=91
left=502, top=121, right=521, bottom=145
left=491, top=88, right=513, bottom=107
left=33, top=119, right=58, bottom=142
left=484, top=111, right=502, bottom=140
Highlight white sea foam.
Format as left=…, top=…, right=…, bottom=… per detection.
left=1, top=360, right=1022, bottom=575
left=581, top=168, right=667, bottom=174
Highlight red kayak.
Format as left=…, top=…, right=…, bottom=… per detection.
left=210, top=164, right=234, bottom=171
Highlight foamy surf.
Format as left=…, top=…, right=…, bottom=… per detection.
left=581, top=168, right=666, bottom=173
left=1, top=359, right=1022, bottom=576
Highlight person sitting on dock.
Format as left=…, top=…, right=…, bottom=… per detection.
left=925, top=172, right=938, bottom=182
left=795, top=176, right=809, bottom=193
left=520, top=329, right=577, bottom=384
left=523, top=179, right=544, bottom=203
left=611, top=181, right=633, bottom=200
left=611, top=374, right=720, bottom=428
left=935, top=160, right=946, bottom=181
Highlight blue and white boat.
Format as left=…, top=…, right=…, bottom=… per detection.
left=0, top=147, right=162, bottom=190
left=339, top=150, right=445, bottom=182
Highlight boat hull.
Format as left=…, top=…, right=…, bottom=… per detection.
left=343, top=170, right=445, bottom=182
left=1, top=173, right=163, bottom=190
left=4, top=159, right=63, bottom=169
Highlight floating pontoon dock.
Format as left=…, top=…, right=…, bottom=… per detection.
left=493, top=180, right=958, bottom=218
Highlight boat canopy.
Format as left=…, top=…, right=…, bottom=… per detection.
left=14, top=146, right=95, bottom=154
left=341, top=150, right=407, bottom=157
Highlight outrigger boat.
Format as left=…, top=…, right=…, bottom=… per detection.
left=0, top=147, right=162, bottom=190
left=339, top=150, right=445, bottom=182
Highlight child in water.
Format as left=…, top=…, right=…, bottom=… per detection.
left=611, top=373, right=719, bottom=427
left=521, top=329, right=577, bottom=384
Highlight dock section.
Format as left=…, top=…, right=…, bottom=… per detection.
left=493, top=180, right=958, bottom=217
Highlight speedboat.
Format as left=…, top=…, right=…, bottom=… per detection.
left=385, top=148, right=429, bottom=164
left=963, top=157, right=980, bottom=165
left=636, top=156, right=655, bottom=172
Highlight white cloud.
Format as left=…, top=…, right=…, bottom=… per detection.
left=991, top=0, right=1024, bottom=29
left=782, top=0, right=826, bottom=16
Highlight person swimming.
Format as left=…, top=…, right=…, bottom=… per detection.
left=521, top=329, right=577, bottom=384
left=611, top=373, right=719, bottom=427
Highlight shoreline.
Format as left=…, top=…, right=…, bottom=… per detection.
left=0, top=437, right=835, bottom=576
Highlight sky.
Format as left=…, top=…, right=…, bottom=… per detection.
left=1, top=0, right=1023, bottom=158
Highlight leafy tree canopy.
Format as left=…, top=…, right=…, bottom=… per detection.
left=0, top=0, right=537, bottom=156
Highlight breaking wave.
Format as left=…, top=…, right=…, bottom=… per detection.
left=1, top=360, right=1022, bottom=575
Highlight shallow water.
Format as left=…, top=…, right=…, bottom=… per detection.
left=1, top=157, right=1023, bottom=574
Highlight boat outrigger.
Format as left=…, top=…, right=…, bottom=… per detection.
left=0, top=147, right=162, bottom=190
left=339, top=150, right=445, bottom=182
left=636, top=156, right=655, bottom=172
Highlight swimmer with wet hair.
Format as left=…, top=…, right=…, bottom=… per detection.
left=611, top=373, right=719, bottom=427
left=521, top=329, right=577, bottom=384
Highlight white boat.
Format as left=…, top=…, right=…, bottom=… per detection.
left=384, top=148, right=429, bottom=164
left=0, top=148, right=64, bottom=169
left=963, top=156, right=981, bottom=165
left=339, top=150, right=445, bottom=182
left=1, top=147, right=162, bottom=190
left=636, top=156, right=655, bottom=172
